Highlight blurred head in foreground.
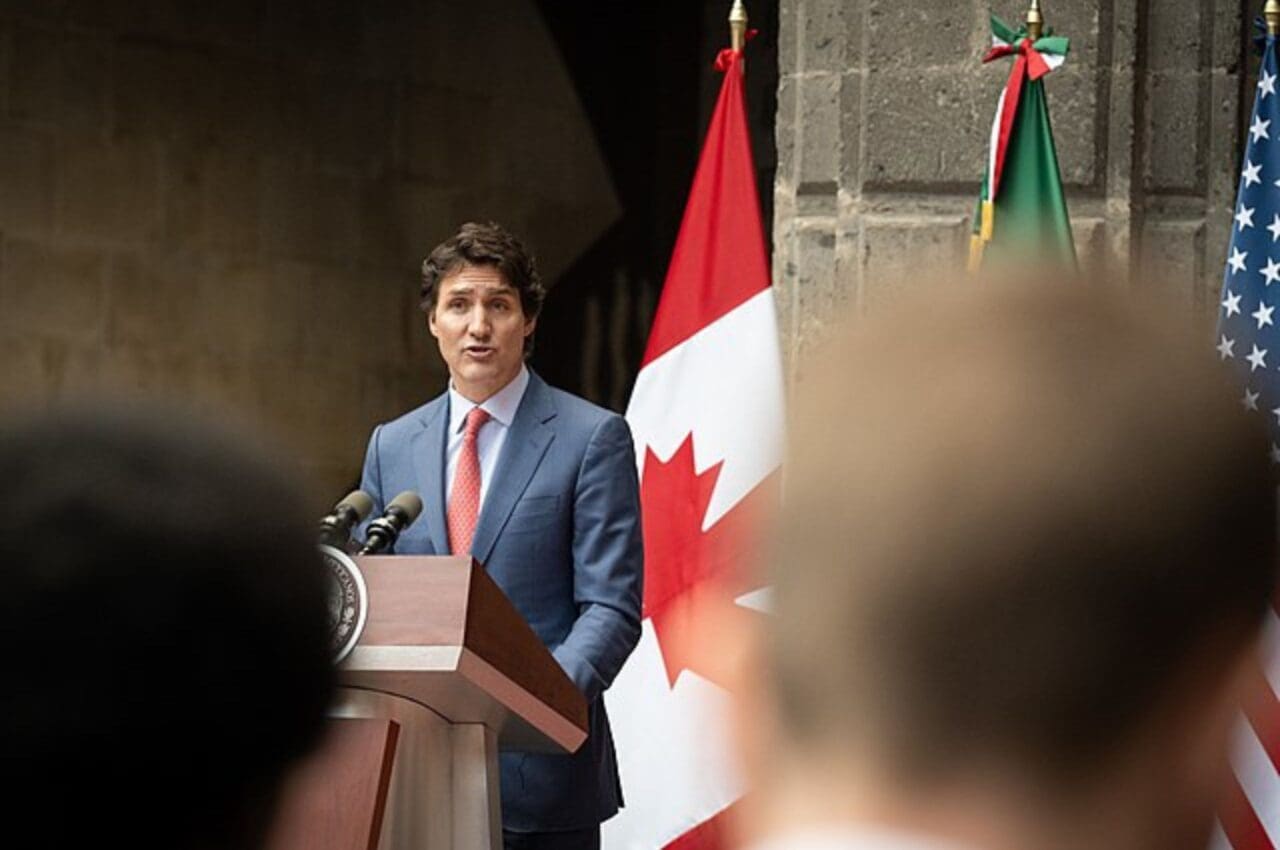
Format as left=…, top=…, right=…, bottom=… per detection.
left=0, top=407, right=334, bottom=849
left=750, top=280, right=1277, bottom=850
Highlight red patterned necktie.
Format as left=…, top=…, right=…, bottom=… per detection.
left=447, top=406, right=490, bottom=555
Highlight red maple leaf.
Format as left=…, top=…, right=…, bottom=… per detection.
left=641, top=433, right=776, bottom=687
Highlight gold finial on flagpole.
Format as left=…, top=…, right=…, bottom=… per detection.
left=1026, top=0, right=1045, bottom=40
left=1267, top=0, right=1280, bottom=37
left=729, top=0, right=748, bottom=51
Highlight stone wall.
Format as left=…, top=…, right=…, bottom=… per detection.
left=773, top=0, right=1248, bottom=377
left=0, top=0, right=618, bottom=506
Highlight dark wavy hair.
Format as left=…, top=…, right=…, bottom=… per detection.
left=420, top=221, right=546, bottom=356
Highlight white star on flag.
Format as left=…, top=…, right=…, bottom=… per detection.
left=1261, top=69, right=1277, bottom=99
left=1269, top=214, right=1280, bottom=243
left=1244, top=159, right=1263, bottom=187
left=1251, top=115, right=1271, bottom=143
left=1238, top=204, right=1257, bottom=231
left=1230, top=247, right=1249, bottom=274
left=1262, top=256, right=1280, bottom=285
left=1244, top=388, right=1261, bottom=411
left=1223, top=291, right=1242, bottom=316
left=1272, top=406, right=1280, bottom=425
left=1247, top=345, right=1268, bottom=371
left=1218, top=336, right=1236, bottom=360
left=1253, top=302, right=1275, bottom=329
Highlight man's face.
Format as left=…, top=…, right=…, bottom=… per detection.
left=428, top=264, right=535, bottom=402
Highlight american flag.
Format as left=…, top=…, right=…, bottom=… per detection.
left=1213, top=29, right=1280, bottom=850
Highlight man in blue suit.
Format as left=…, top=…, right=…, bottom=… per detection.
left=359, top=221, right=643, bottom=850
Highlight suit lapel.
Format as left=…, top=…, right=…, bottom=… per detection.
left=411, top=394, right=451, bottom=555
left=471, top=371, right=557, bottom=567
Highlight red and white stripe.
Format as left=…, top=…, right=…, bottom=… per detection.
left=1216, top=605, right=1280, bottom=850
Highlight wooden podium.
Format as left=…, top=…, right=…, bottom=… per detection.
left=269, top=556, right=588, bottom=850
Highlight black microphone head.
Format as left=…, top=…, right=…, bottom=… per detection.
left=333, top=490, right=374, bottom=522
left=386, top=491, right=423, bottom=524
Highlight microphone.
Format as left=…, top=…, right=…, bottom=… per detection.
left=317, top=490, right=375, bottom=550
left=359, top=491, right=424, bottom=555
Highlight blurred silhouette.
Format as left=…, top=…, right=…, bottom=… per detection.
left=0, top=406, right=334, bottom=849
left=740, top=279, right=1278, bottom=850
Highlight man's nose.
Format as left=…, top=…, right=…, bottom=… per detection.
left=466, top=307, right=492, bottom=336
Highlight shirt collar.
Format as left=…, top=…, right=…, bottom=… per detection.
left=448, top=365, right=530, bottom=435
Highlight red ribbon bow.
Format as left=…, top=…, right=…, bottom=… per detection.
left=715, top=28, right=759, bottom=72
left=982, top=38, right=1053, bottom=200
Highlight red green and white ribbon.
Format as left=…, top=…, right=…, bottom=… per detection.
left=982, top=15, right=1069, bottom=203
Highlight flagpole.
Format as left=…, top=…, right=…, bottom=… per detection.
left=1026, top=0, right=1044, bottom=40
left=1268, top=0, right=1280, bottom=37
left=729, top=0, right=748, bottom=51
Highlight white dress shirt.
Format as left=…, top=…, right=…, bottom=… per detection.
left=445, top=365, right=530, bottom=510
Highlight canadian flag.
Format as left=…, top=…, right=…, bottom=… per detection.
left=603, top=44, right=785, bottom=850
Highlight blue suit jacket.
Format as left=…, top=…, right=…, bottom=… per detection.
left=358, top=370, right=644, bottom=831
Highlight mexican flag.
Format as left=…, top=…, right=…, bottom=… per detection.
left=969, top=14, right=1076, bottom=271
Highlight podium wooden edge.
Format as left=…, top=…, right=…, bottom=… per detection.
left=342, top=644, right=587, bottom=753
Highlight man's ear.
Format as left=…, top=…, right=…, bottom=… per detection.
left=427, top=307, right=439, bottom=339
left=524, top=315, right=537, bottom=338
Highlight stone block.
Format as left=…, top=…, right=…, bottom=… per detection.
left=861, top=216, right=969, bottom=313
left=1141, top=219, right=1208, bottom=308
left=161, top=146, right=204, bottom=251
left=788, top=220, right=842, bottom=340
left=302, top=265, right=413, bottom=370
left=196, top=260, right=304, bottom=362
left=408, top=1, right=556, bottom=103
left=8, top=24, right=57, bottom=123
left=113, top=43, right=217, bottom=143
left=175, top=354, right=267, bottom=433
left=839, top=69, right=863, bottom=194
left=358, top=179, right=408, bottom=269
left=360, top=1, right=415, bottom=80
left=866, top=0, right=973, bottom=71
left=778, top=0, right=798, bottom=78
left=0, top=336, right=50, bottom=411
left=775, top=75, right=797, bottom=188
left=0, top=0, right=66, bottom=23
left=1205, top=0, right=1245, bottom=70
left=59, top=32, right=110, bottom=130
left=209, top=59, right=308, bottom=156
left=57, top=138, right=161, bottom=244
left=303, top=74, right=396, bottom=177
left=1042, top=67, right=1100, bottom=190
left=1146, top=0, right=1204, bottom=72
left=1043, top=0, right=1103, bottom=68
left=0, top=126, right=55, bottom=235
left=262, top=0, right=362, bottom=71
left=134, top=0, right=263, bottom=49
left=0, top=238, right=105, bottom=344
left=203, top=148, right=262, bottom=255
left=796, top=71, right=841, bottom=192
left=260, top=163, right=360, bottom=263
left=799, top=0, right=858, bottom=72
left=104, top=252, right=202, bottom=353
left=1144, top=71, right=1205, bottom=194
left=11, top=27, right=109, bottom=130
left=402, top=85, right=502, bottom=185
left=863, top=68, right=999, bottom=187
left=1070, top=216, right=1108, bottom=276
